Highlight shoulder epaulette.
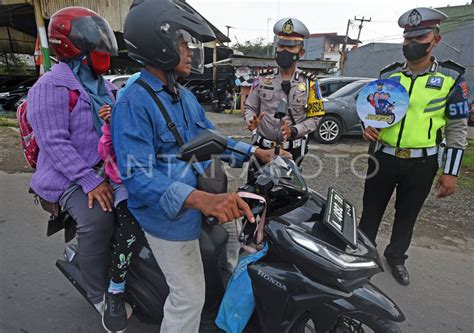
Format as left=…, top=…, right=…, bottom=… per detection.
left=380, top=62, right=404, bottom=75
left=259, top=68, right=276, bottom=76
left=438, top=60, right=465, bottom=75
left=300, top=70, right=317, bottom=81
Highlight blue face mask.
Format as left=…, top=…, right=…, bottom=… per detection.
left=275, top=50, right=299, bottom=69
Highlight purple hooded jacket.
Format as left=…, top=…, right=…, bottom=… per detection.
left=27, top=62, right=117, bottom=202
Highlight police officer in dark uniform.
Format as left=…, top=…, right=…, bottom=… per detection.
left=360, top=7, right=470, bottom=286
left=244, top=18, right=325, bottom=167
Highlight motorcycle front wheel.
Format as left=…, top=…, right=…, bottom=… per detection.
left=292, top=312, right=401, bottom=333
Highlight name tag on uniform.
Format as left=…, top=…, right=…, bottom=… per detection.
left=426, top=76, right=444, bottom=89
left=306, top=81, right=325, bottom=117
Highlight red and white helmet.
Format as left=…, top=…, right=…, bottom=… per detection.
left=48, top=6, right=118, bottom=61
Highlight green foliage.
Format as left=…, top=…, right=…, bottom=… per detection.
left=458, top=139, right=474, bottom=189
left=0, top=116, right=18, bottom=127
left=232, top=37, right=273, bottom=58
left=462, top=139, right=473, bottom=169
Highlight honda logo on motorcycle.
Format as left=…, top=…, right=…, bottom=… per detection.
left=257, top=270, right=287, bottom=291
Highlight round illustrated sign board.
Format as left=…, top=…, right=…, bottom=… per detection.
left=356, top=79, right=409, bottom=128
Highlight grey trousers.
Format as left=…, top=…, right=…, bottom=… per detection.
left=220, top=219, right=242, bottom=283
left=62, top=187, right=114, bottom=304
left=145, top=233, right=206, bottom=333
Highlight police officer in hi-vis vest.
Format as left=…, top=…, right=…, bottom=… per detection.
left=360, top=7, right=470, bottom=286
left=244, top=18, right=325, bottom=167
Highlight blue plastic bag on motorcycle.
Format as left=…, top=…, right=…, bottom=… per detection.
left=215, top=243, right=268, bottom=333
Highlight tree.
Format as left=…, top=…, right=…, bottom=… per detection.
left=232, top=37, right=273, bottom=58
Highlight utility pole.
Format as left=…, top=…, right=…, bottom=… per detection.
left=354, top=16, right=371, bottom=44
left=225, top=25, right=234, bottom=46
left=340, top=19, right=352, bottom=75
left=342, top=19, right=351, bottom=53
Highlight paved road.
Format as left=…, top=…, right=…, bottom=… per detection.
left=1, top=172, right=473, bottom=333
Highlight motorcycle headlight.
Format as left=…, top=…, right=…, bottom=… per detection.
left=286, top=229, right=377, bottom=269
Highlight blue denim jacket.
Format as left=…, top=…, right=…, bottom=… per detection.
left=111, top=69, right=252, bottom=240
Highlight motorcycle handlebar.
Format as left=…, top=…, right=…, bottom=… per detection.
left=205, top=216, right=219, bottom=226
left=204, top=201, right=264, bottom=226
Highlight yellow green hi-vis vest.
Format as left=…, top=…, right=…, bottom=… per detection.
left=379, top=62, right=462, bottom=149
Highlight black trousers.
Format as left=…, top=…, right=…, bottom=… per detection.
left=110, top=200, right=143, bottom=284
left=359, top=151, right=438, bottom=265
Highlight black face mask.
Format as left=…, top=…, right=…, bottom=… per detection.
left=275, top=50, right=299, bottom=69
left=402, top=41, right=432, bottom=61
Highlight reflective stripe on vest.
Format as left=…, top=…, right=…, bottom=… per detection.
left=379, top=72, right=456, bottom=148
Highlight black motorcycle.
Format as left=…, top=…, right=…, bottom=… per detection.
left=53, top=102, right=404, bottom=332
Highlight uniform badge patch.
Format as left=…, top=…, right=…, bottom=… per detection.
left=459, top=81, right=469, bottom=99
left=426, top=76, right=444, bottom=89
left=282, top=19, right=294, bottom=34
left=297, top=82, right=306, bottom=91
left=263, top=76, right=273, bottom=85
left=408, top=9, right=422, bottom=26
left=306, top=81, right=325, bottom=117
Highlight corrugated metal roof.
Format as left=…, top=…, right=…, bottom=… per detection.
left=0, top=26, right=35, bottom=54
left=39, top=0, right=132, bottom=32
left=437, top=4, right=474, bottom=34
left=38, top=0, right=230, bottom=43
left=0, top=0, right=231, bottom=57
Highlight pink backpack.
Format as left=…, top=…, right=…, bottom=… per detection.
left=17, top=90, right=79, bottom=169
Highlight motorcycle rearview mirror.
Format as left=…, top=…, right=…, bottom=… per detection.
left=177, top=129, right=228, bottom=162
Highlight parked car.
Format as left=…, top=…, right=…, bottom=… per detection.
left=314, top=79, right=374, bottom=144
left=103, top=74, right=131, bottom=89
left=0, top=78, right=36, bottom=111
left=318, top=77, right=373, bottom=97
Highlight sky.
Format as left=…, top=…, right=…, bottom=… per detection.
left=187, top=0, right=471, bottom=46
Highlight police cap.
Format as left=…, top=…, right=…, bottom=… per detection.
left=273, top=18, right=309, bottom=46
left=398, top=7, right=448, bottom=38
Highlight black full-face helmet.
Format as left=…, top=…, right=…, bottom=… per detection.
left=124, top=0, right=215, bottom=74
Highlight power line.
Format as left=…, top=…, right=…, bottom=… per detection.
left=354, top=16, right=372, bottom=43
left=370, top=20, right=397, bottom=23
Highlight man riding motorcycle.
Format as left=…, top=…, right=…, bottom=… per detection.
left=112, top=0, right=280, bottom=331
